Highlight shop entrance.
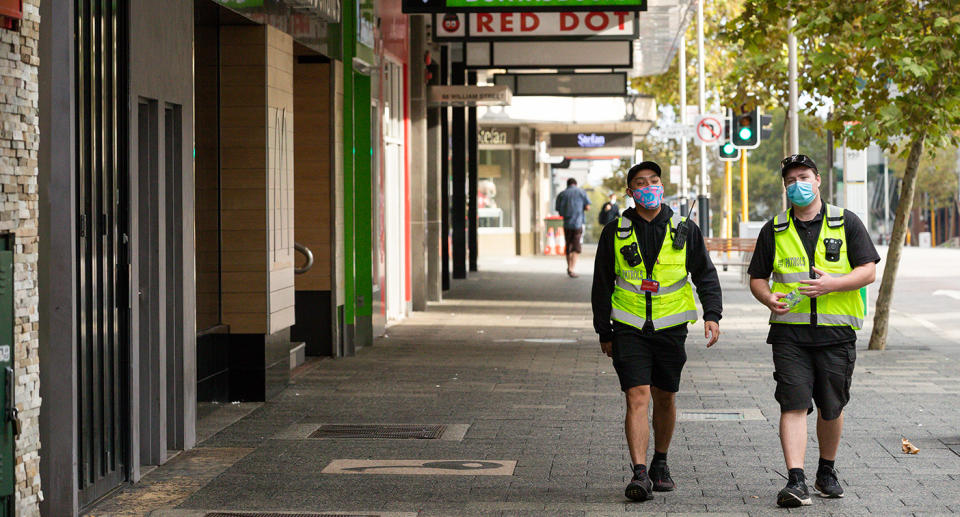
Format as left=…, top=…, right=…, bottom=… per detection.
left=75, top=0, right=130, bottom=505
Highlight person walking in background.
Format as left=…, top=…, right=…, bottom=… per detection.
left=555, top=178, right=591, bottom=277
left=748, top=154, right=879, bottom=508
left=599, top=192, right=621, bottom=226
left=592, top=161, right=722, bottom=502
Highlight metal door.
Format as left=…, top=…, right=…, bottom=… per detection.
left=75, top=0, right=129, bottom=506
left=0, top=237, right=15, bottom=517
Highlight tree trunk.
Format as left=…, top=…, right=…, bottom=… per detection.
left=869, top=135, right=925, bottom=351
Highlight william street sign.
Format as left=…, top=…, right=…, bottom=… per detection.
left=404, top=0, right=646, bottom=14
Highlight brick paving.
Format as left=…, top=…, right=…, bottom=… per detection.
left=87, top=250, right=960, bottom=517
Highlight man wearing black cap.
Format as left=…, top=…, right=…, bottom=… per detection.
left=592, top=161, right=723, bottom=502
left=748, top=154, right=879, bottom=508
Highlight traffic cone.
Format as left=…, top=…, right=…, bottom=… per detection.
left=555, top=229, right=565, bottom=255
left=544, top=227, right=555, bottom=255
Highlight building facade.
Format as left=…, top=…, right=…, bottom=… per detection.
left=1, top=1, right=41, bottom=515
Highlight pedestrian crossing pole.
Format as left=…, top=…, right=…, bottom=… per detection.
left=739, top=151, right=749, bottom=233
left=724, top=160, right=733, bottom=239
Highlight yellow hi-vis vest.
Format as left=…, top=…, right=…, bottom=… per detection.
left=770, top=203, right=864, bottom=329
left=611, top=214, right=698, bottom=331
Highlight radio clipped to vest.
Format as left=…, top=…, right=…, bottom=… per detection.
left=671, top=198, right=697, bottom=250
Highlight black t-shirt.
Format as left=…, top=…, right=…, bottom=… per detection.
left=747, top=204, right=880, bottom=346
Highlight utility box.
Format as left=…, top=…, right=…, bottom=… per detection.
left=0, top=235, right=16, bottom=516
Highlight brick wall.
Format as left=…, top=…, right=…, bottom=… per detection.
left=0, top=1, right=42, bottom=515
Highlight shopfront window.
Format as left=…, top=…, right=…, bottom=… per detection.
left=478, top=149, right=514, bottom=228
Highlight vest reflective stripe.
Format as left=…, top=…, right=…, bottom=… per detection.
left=611, top=307, right=700, bottom=330
left=818, top=313, right=864, bottom=327
left=610, top=215, right=698, bottom=331
left=772, top=272, right=810, bottom=283
left=615, top=276, right=689, bottom=295
left=769, top=203, right=864, bottom=330
left=654, top=309, right=700, bottom=329
left=772, top=312, right=808, bottom=323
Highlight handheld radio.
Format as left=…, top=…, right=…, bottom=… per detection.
left=672, top=198, right=697, bottom=250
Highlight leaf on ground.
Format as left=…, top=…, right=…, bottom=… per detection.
left=901, top=437, right=920, bottom=454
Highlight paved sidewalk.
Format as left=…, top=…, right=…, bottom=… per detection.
left=86, top=252, right=960, bottom=517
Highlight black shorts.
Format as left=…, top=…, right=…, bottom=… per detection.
left=611, top=322, right=687, bottom=392
left=564, top=227, right=583, bottom=255
left=772, top=341, right=856, bottom=421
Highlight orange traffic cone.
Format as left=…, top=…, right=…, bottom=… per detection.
left=555, top=229, right=565, bottom=255
left=544, top=227, right=555, bottom=255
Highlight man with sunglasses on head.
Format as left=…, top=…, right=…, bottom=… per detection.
left=748, top=154, right=879, bottom=508
left=592, top=161, right=722, bottom=502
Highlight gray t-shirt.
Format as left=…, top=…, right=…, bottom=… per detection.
left=555, top=186, right=591, bottom=229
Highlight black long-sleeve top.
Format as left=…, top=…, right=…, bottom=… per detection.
left=591, top=205, right=723, bottom=343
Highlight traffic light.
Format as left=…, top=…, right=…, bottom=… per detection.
left=719, top=110, right=740, bottom=161
left=718, top=140, right=740, bottom=161
left=732, top=109, right=760, bottom=149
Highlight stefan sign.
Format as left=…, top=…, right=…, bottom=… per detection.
left=550, top=132, right=632, bottom=149
left=428, top=85, right=513, bottom=106
left=404, top=0, right=646, bottom=13
left=434, top=11, right=638, bottom=41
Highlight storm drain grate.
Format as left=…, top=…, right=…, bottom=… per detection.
left=680, top=410, right=748, bottom=421
left=205, top=513, right=379, bottom=517
left=308, top=424, right=447, bottom=439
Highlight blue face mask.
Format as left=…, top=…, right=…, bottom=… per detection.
left=786, top=181, right=817, bottom=207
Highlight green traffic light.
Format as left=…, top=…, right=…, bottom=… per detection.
left=738, top=127, right=753, bottom=140
left=722, top=142, right=735, bottom=154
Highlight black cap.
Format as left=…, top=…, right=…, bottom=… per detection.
left=780, top=154, right=818, bottom=176
left=627, top=161, right=662, bottom=184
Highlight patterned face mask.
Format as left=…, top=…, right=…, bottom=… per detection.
left=631, top=185, right=664, bottom=209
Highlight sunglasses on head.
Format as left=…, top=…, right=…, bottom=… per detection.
left=781, top=154, right=816, bottom=169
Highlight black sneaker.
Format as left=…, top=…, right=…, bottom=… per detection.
left=625, top=465, right=653, bottom=501
left=777, top=477, right=812, bottom=508
left=814, top=466, right=844, bottom=498
left=648, top=459, right=675, bottom=491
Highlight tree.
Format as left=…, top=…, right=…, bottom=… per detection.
left=889, top=148, right=958, bottom=211
left=732, top=1, right=960, bottom=350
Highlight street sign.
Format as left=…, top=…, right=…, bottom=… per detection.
left=428, top=85, right=513, bottom=106
left=669, top=165, right=681, bottom=185
left=694, top=113, right=723, bottom=146
left=404, top=0, right=647, bottom=13
left=660, top=124, right=694, bottom=140
left=434, top=12, right=639, bottom=41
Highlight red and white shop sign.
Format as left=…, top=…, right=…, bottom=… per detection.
left=434, top=11, right=638, bottom=41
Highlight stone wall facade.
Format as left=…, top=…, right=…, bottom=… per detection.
left=0, top=1, right=42, bottom=515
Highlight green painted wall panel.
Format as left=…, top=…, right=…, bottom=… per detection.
left=354, top=73, right=373, bottom=319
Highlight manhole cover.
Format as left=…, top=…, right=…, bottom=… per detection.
left=680, top=410, right=747, bottom=421
left=308, top=424, right=447, bottom=439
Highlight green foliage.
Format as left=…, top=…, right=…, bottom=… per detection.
left=889, top=147, right=959, bottom=209
left=732, top=0, right=960, bottom=155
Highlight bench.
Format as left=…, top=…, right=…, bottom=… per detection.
left=703, top=238, right=756, bottom=277
left=704, top=237, right=756, bottom=254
